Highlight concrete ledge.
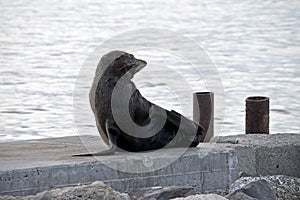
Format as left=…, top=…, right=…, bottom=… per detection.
left=0, top=134, right=299, bottom=196
left=213, top=133, right=300, bottom=177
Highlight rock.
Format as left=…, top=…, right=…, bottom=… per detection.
left=171, top=194, right=228, bottom=200
left=129, top=186, right=194, bottom=200
left=227, top=175, right=300, bottom=200
left=0, top=196, right=20, bottom=200
left=226, top=179, right=276, bottom=200
left=0, top=181, right=130, bottom=200
left=226, top=192, right=256, bottom=200
left=34, top=191, right=52, bottom=200
left=238, top=171, right=251, bottom=178
left=266, top=175, right=300, bottom=200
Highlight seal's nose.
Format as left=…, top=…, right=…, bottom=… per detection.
left=136, top=59, right=147, bottom=67
left=135, top=59, right=147, bottom=73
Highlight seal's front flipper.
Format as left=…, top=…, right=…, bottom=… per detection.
left=72, top=126, right=117, bottom=157
left=72, top=144, right=116, bottom=156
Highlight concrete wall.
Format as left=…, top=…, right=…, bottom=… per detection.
left=0, top=134, right=299, bottom=196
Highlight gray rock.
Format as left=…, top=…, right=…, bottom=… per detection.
left=226, top=192, right=257, bottom=200
left=171, top=194, right=228, bottom=200
left=34, top=191, right=52, bottom=200
left=0, top=196, right=20, bottom=200
left=0, top=181, right=130, bottom=200
left=267, top=175, right=300, bottom=200
left=227, top=175, right=300, bottom=200
left=226, top=179, right=276, bottom=200
left=129, top=186, right=194, bottom=200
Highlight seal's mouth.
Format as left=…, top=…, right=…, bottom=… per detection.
left=135, top=59, right=147, bottom=74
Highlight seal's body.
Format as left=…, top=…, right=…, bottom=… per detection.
left=75, top=51, right=204, bottom=156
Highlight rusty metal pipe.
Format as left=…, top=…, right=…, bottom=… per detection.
left=246, top=96, right=269, bottom=134
left=193, top=92, right=214, bottom=142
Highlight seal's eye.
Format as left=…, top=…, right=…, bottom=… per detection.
left=119, top=64, right=134, bottom=72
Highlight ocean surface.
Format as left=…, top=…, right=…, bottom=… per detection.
left=0, top=0, right=299, bottom=142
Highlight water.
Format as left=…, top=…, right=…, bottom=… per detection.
left=0, top=0, right=299, bottom=142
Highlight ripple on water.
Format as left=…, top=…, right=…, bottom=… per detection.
left=0, top=0, right=299, bottom=141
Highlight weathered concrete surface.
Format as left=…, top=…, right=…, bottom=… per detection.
left=213, top=133, right=300, bottom=177
left=0, top=134, right=299, bottom=196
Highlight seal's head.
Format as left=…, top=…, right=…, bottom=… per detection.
left=90, top=50, right=147, bottom=114
left=101, top=51, right=147, bottom=79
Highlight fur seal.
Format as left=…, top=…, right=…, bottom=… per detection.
left=74, top=51, right=204, bottom=156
